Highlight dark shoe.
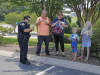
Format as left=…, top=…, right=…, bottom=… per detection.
left=55, top=54, right=59, bottom=56
left=22, top=61, right=31, bottom=65
left=46, top=53, right=50, bottom=55
left=36, top=54, right=40, bottom=56
left=62, top=55, right=65, bottom=57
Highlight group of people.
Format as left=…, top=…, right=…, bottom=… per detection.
left=17, top=10, right=93, bottom=65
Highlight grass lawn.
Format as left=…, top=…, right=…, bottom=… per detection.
left=0, top=21, right=6, bottom=25
left=71, top=17, right=77, bottom=24
left=3, top=37, right=81, bottom=52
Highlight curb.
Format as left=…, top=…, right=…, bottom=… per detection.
left=0, top=50, right=100, bottom=74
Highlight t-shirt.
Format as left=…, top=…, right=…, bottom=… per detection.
left=38, top=17, right=50, bottom=36
left=52, top=18, right=68, bottom=36
left=70, top=34, right=79, bottom=46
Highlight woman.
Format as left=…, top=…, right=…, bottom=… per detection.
left=51, top=11, right=68, bottom=57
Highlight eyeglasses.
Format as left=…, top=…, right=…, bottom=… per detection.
left=28, top=20, right=30, bottom=21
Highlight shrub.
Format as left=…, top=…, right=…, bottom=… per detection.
left=65, top=19, right=72, bottom=34
left=0, top=26, right=13, bottom=45
left=90, top=28, right=100, bottom=57
left=63, top=33, right=71, bottom=43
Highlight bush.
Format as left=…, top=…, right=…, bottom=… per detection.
left=63, top=33, right=71, bottom=43
left=63, top=15, right=71, bottom=23
left=90, top=28, right=100, bottom=57
left=0, top=26, right=13, bottom=45
left=65, top=19, right=72, bottom=34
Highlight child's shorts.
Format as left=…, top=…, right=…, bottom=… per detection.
left=71, top=46, right=77, bottom=52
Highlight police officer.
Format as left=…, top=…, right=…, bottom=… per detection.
left=17, top=15, right=34, bottom=65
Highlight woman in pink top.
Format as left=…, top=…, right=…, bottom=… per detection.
left=36, top=10, right=51, bottom=56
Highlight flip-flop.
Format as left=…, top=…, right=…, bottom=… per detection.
left=78, top=56, right=83, bottom=59
left=84, top=59, right=88, bottom=61
left=70, top=57, right=74, bottom=59
left=55, top=54, right=59, bottom=56
left=72, top=59, right=76, bottom=61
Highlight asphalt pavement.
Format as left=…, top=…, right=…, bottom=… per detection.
left=0, top=50, right=100, bottom=75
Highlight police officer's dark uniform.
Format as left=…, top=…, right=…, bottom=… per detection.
left=17, top=21, right=31, bottom=65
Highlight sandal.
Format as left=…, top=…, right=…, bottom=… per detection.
left=78, top=56, right=83, bottom=59
left=70, top=57, right=74, bottom=59
left=62, top=55, right=65, bottom=57
left=84, top=59, right=88, bottom=61
left=55, top=54, right=59, bottom=56
left=72, top=59, right=76, bottom=61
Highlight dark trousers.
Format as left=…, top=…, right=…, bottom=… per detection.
left=18, top=39, right=28, bottom=63
left=53, top=35, right=64, bottom=52
left=36, top=36, right=49, bottom=55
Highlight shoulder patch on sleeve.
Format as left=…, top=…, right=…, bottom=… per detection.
left=21, top=23, right=25, bottom=26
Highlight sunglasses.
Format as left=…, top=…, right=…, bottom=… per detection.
left=27, top=19, right=30, bottom=21
left=28, top=20, right=30, bottom=21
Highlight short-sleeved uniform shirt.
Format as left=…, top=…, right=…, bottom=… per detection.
left=70, top=34, right=79, bottom=52
left=52, top=18, right=68, bottom=36
left=18, top=21, right=30, bottom=42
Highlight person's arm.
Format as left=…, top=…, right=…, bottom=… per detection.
left=76, top=35, right=79, bottom=41
left=45, top=18, right=51, bottom=26
left=36, top=17, right=44, bottom=26
left=51, top=19, right=60, bottom=27
left=62, top=19, right=68, bottom=28
left=24, top=26, right=34, bottom=32
left=62, top=24, right=68, bottom=28
left=81, top=28, right=87, bottom=35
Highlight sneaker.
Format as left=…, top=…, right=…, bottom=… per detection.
left=46, top=53, right=50, bottom=55
left=36, top=54, right=40, bottom=56
left=22, top=61, right=31, bottom=65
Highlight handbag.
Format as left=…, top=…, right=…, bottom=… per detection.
left=52, top=26, right=62, bottom=35
left=52, top=19, right=66, bottom=35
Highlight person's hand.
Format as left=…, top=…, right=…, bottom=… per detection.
left=67, top=38, right=70, bottom=40
left=45, top=21, right=48, bottom=25
left=57, top=20, right=60, bottom=23
left=31, top=26, right=34, bottom=31
left=40, top=20, right=44, bottom=22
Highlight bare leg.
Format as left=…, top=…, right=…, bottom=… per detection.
left=62, top=52, right=64, bottom=55
left=86, top=47, right=90, bottom=60
left=57, top=51, right=59, bottom=54
left=81, top=47, right=84, bottom=57
left=74, top=52, right=77, bottom=59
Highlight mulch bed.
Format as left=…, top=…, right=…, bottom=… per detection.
left=0, top=44, right=100, bottom=66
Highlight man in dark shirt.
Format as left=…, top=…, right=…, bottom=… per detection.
left=17, top=15, right=34, bottom=65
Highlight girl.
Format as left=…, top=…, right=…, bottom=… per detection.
left=78, top=21, right=93, bottom=61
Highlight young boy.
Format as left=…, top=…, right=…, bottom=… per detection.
left=68, top=27, right=79, bottom=61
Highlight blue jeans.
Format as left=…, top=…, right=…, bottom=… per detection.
left=36, top=36, right=49, bottom=55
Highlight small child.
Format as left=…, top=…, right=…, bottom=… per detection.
left=78, top=21, right=93, bottom=61
left=68, top=27, right=79, bottom=61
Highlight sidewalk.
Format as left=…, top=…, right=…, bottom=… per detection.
left=0, top=50, right=100, bottom=74
left=4, top=32, right=37, bottom=39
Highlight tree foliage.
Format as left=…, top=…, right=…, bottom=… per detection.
left=3, top=0, right=65, bottom=21
left=0, top=26, right=13, bottom=45
left=64, top=0, right=100, bottom=28
left=4, top=12, right=37, bottom=33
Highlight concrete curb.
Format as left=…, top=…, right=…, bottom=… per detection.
left=0, top=50, right=100, bottom=74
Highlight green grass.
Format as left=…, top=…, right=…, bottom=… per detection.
left=3, top=37, right=81, bottom=52
left=0, top=21, right=6, bottom=25
left=71, top=17, right=77, bottom=24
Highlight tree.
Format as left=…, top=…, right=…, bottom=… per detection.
left=3, top=0, right=65, bottom=21
left=4, top=12, right=21, bottom=33
left=0, top=26, right=13, bottom=45
left=76, top=19, right=81, bottom=28
left=64, top=0, right=100, bottom=28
